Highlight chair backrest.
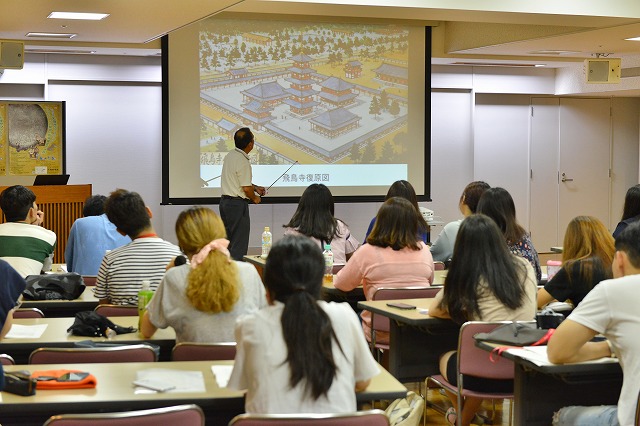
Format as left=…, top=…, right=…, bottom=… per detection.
left=229, top=409, right=390, bottom=426
left=433, top=261, right=446, bottom=271
left=82, top=276, right=97, bottom=286
left=172, top=342, right=237, bottom=361
left=13, top=307, right=45, bottom=318
left=371, top=286, right=442, bottom=333
left=94, top=304, right=138, bottom=317
left=0, top=353, right=15, bottom=366
left=29, top=344, right=158, bottom=364
left=457, top=321, right=522, bottom=380
left=43, top=404, right=204, bottom=426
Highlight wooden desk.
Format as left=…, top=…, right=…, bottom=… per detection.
left=20, top=286, right=99, bottom=317
left=476, top=341, right=622, bottom=425
left=358, top=298, right=459, bottom=382
left=0, top=316, right=176, bottom=364
left=1, top=360, right=407, bottom=426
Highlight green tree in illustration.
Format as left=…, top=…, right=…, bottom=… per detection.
left=361, top=143, right=377, bottom=164
left=389, top=100, right=400, bottom=116
left=216, top=138, right=228, bottom=152
left=369, top=97, right=381, bottom=118
left=380, top=90, right=389, bottom=110
left=381, top=141, right=395, bottom=162
left=349, top=144, right=361, bottom=163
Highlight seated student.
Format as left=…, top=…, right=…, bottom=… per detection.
left=613, top=184, right=640, bottom=238
left=228, top=235, right=379, bottom=414
left=0, top=260, right=27, bottom=389
left=430, top=181, right=490, bottom=263
left=364, top=180, right=429, bottom=244
left=477, top=187, right=542, bottom=281
left=429, top=214, right=537, bottom=426
left=538, top=216, right=614, bottom=309
left=547, top=222, right=640, bottom=426
left=140, top=207, right=266, bottom=343
left=65, top=195, right=131, bottom=276
left=0, top=185, right=56, bottom=277
left=94, top=189, right=182, bottom=305
left=284, top=183, right=359, bottom=264
left=334, top=197, right=435, bottom=344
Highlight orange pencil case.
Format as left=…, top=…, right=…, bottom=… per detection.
left=31, top=369, right=98, bottom=389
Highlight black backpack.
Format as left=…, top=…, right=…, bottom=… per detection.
left=23, top=273, right=86, bottom=300
left=67, top=311, right=136, bottom=337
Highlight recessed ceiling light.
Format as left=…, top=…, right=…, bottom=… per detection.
left=26, top=32, right=77, bottom=39
left=625, top=36, right=640, bottom=41
left=48, top=12, right=109, bottom=20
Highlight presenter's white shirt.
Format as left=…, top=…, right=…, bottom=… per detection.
left=221, top=148, right=252, bottom=198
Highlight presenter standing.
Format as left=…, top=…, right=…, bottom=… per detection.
left=220, top=127, right=266, bottom=260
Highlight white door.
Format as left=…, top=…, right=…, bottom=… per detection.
left=529, top=97, right=611, bottom=251
left=558, top=98, right=611, bottom=235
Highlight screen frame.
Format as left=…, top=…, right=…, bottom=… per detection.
left=161, top=23, right=431, bottom=205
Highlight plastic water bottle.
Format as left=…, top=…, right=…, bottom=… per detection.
left=137, top=280, right=154, bottom=330
left=323, top=244, right=334, bottom=284
left=261, top=226, right=272, bottom=259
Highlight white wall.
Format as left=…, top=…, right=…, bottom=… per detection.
left=1, top=55, right=638, bottom=251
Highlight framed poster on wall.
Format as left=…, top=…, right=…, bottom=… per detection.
left=0, top=101, right=66, bottom=176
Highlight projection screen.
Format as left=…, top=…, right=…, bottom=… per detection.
left=163, top=15, right=430, bottom=204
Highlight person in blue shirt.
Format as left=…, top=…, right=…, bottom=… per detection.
left=65, top=195, right=130, bottom=275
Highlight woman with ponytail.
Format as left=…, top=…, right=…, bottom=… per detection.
left=228, top=235, right=378, bottom=413
left=140, top=207, right=266, bottom=343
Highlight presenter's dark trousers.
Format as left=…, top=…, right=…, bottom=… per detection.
left=220, top=197, right=250, bottom=261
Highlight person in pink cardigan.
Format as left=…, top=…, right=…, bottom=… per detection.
left=334, top=197, right=435, bottom=344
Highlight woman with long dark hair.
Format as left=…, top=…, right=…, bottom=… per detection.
left=613, top=184, right=640, bottom=238
left=364, top=180, right=429, bottom=243
left=284, top=184, right=359, bottom=264
left=335, top=197, right=434, bottom=344
left=538, top=216, right=614, bottom=308
left=429, top=214, right=537, bottom=426
left=477, top=187, right=542, bottom=281
left=228, top=235, right=378, bottom=413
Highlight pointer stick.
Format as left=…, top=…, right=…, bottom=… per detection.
left=266, top=161, right=298, bottom=191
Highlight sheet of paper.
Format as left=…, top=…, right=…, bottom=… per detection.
left=134, top=368, right=205, bottom=393
left=211, top=365, right=233, bottom=388
left=506, top=346, right=618, bottom=367
left=4, top=324, right=48, bottom=339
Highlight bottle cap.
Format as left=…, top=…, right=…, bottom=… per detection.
left=324, top=244, right=331, bottom=250
left=141, top=280, right=151, bottom=290
left=265, top=226, right=270, bottom=232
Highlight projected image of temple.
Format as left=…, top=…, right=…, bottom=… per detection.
left=198, top=19, right=409, bottom=163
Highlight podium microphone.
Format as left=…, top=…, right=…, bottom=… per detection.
left=266, top=160, right=298, bottom=192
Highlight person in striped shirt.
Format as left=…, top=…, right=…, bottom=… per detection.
left=0, top=185, right=56, bottom=278
left=94, top=189, right=182, bottom=305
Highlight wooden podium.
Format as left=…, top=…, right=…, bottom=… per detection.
left=0, top=184, right=92, bottom=264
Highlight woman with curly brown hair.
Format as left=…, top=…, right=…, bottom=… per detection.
left=141, top=206, right=266, bottom=343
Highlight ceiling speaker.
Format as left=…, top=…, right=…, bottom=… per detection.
left=0, top=40, right=25, bottom=70
left=585, top=58, right=621, bottom=84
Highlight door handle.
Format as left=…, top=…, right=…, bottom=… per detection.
left=561, top=173, right=574, bottom=182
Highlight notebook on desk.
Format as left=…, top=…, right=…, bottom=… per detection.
left=33, top=174, right=70, bottom=185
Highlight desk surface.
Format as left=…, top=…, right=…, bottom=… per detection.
left=1, top=361, right=406, bottom=422
left=20, top=286, right=99, bottom=317
left=358, top=298, right=456, bottom=327
left=0, top=317, right=176, bottom=364
left=3, top=316, right=175, bottom=345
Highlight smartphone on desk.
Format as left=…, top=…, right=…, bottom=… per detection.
left=57, top=372, right=90, bottom=382
left=386, top=302, right=416, bottom=310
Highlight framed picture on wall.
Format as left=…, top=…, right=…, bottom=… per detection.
left=0, top=100, right=66, bottom=176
